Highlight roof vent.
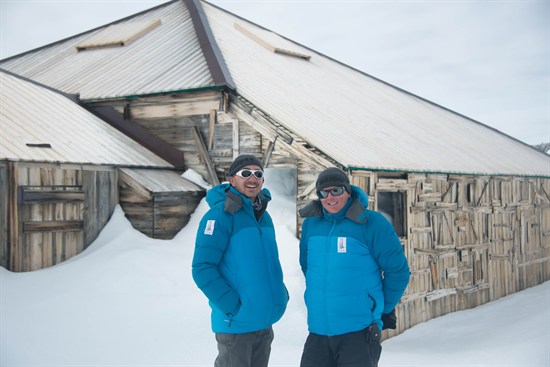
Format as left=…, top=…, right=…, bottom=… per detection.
left=234, top=23, right=311, bottom=61
left=76, top=19, right=161, bottom=51
left=26, top=143, right=52, bottom=148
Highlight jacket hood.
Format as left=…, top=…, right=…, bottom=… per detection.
left=206, top=183, right=272, bottom=212
left=299, top=185, right=369, bottom=223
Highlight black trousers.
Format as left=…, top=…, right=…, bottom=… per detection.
left=300, top=324, right=382, bottom=367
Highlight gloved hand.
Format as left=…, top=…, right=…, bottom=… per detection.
left=381, top=309, right=397, bottom=330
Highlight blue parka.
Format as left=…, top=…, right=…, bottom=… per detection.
left=299, top=185, right=410, bottom=336
left=192, top=183, right=288, bottom=334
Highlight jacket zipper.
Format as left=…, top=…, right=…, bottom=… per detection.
left=325, top=221, right=336, bottom=335
left=251, top=203, right=275, bottom=325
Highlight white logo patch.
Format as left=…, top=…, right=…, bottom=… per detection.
left=337, top=237, right=347, bottom=253
left=204, top=220, right=215, bottom=235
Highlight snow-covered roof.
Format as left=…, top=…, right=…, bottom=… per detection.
left=1, top=0, right=548, bottom=177
left=0, top=70, right=172, bottom=168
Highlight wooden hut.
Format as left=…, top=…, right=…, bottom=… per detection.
left=0, top=70, right=204, bottom=272
left=1, top=0, right=548, bottom=335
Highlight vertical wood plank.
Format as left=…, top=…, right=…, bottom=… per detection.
left=208, top=109, right=216, bottom=150
left=192, top=126, right=220, bottom=186
left=232, top=118, right=239, bottom=159
left=8, top=162, right=20, bottom=271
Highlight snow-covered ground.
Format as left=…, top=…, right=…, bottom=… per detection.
left=1, top=169, right=548, bottom=366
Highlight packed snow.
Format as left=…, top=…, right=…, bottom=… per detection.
left=1, top=169, right=548, bottom=366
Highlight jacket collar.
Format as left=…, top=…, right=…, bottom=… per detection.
left=299, top=197, right=367, bottom=224
left=223, top=186, right=270, bottom=216
left=298, top=185, right=368, bottom=224
left=224, top=189, right=243, bottom=214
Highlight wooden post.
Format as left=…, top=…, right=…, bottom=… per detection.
left=192, top=126, right=220, bottom=186
left=262, top=136, right=277, bottom=168
left=8, top=162, right=19, bottom=271
left=208, top=110, right=216, bottom=150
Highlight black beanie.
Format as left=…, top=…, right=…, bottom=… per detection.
left=227, top=154, right=264, bottom=176
left=316, top=167, right=351, bottom=193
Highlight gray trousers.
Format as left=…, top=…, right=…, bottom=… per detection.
left=214, top=326, right=274, bottom=367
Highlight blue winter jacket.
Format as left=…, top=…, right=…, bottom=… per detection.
left=192, top=183, right=288, bottom=334
left=299, top=185, right=410, bottom=336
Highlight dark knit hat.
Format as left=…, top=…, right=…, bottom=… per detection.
left=316, top=167, right=351, bottom=193
left=228, top=154, right=264, bottom=176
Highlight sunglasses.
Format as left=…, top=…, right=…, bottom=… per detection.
left=317, top=186, right=346, bottom=199
left=235, top=169, right=264, bottom=179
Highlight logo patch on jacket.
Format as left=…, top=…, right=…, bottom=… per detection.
left=204, top=220, right=215, bottom=235
left=337, top=237, right=347, bottom=253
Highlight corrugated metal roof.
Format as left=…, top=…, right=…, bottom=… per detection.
left=0, top=1, right=214, bottom=100
left=120, top=168, right=204, bottom=193
left=0, top=70, right=172, bottom=167
left=1, top=0, right=548, bottom=177
left=202, top=2, right=550, bottom=177
left=76, top=19, right=162, bottom=50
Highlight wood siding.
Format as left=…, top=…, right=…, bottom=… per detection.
left=292, top=157, right=549, bottom=339
left=348, top=172, right=550, bottom=337
left=118, top=170, right=205, bottom=239
left=0, top=162, right=8, bottom=269
left=3, top=162, right=118, bottom=272
left=119, top=187, right=205, bottom=239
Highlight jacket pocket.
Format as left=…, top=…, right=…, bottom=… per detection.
left=367, top=293, right=377, bottom=313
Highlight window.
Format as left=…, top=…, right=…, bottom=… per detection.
left=377, top=191, right=406, bottom=237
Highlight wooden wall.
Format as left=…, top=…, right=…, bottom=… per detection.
left=132, top=103, right=279, bottom=183
left=92, top=90, right=231, bottom=184
left=119, top=184, right=205, bottom=240
left=135, top=114, right=213, bottom=179
left=346, top=171, right=550, bottom=338
left=291, top=159, right=549, bottom=338
left=2, top=162, right=118, bottom=272
left=0, top=162, right=8, bottom=269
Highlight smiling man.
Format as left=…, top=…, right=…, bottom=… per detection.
left=298, top=167, right=410, bottom=367
left=192, top=154, right=288, bottom=367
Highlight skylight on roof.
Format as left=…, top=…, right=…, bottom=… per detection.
left=234, top=23, right=311, bottom=61
left=76, top=19, right=161, bottom=51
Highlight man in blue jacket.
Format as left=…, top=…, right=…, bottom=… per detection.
left=192, top=154, right=288, bottom=367
left=299, top=167, right=410, bottom=367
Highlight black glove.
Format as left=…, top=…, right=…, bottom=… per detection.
left=381, top=309, right=397, bottom=330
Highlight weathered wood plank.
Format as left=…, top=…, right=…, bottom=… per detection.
left=23, top=221, right=84, bottom=233
left=192, top=125, right=220, bottom=185
left=0, top=163, right=9, bottom=269
left=20, top=189, right=84, bottom=203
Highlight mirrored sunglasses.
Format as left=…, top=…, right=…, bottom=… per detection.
left=235, top=169, right=264, bottom=179
left=317, top=186, right=346, bottom=199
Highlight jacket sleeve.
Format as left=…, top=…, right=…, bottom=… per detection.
left=369, top=212, right=410, bottom=313
left=192, top=209, right=241, bottom=316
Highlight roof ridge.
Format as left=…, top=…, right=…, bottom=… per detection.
left=188, top=0, right=235, bottom=90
